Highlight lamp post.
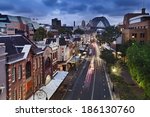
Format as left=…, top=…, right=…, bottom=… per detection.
left=112, top=66, right=117, bottom=92
left=74, top=54, right=77, bottom=71
left=35, top=89, right=48, bottom=100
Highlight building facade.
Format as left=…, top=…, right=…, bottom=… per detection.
left=52, top=18, right=61, bottom=29
left=0, top=35, right=43, bottom=100
left=0, top=43, right=7, bottom=100
left=122, top=8, right=150, bottom=43
left=0, top=14, right=39, bottom=40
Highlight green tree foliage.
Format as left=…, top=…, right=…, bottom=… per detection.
left=97, top=26, right=120, bottom=44
left=100, top=49, right=116, bottom=64
left=33, top=27, right=47, bottom=41
left=127, top=43, right=150, bottom=97
left=73, top=28, right=85, bottom=34
left=58, top=27, right=72, bottom=35
left=47, top=31, right=54, bottom=38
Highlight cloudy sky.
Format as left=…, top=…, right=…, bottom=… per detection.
left=0, top=0, right=150, bottom=26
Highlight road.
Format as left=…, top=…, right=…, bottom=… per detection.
left=63, top=56, right=112, bottom=100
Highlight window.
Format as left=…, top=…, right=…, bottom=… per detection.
left=19, top=86, right=23, bottom=100
left=132, top=33, right=137, bottom=39
left=38, top=75, right=41, bottom=85
left=12, top=67, right=16, bottom=82
left=45, top=57, right=51, bottom=69
left=34, top=59, right=37, bottom=69
left=140, top=33, right=145, bottom=38
left=38, top=58, right=40, bottom=68
left=35, top=58, right=38, bottom=69
left=13, top=89, right=17, bottom=100
left=26, top=62, right=31, bottom=79
left=18, top=65, right=22, bottom=80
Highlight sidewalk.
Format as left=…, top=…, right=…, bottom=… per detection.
left=103, top=62, right=120, bottom=100
left=120, top=68, right=144, bottom=99
left=28, top=71, right=68, bottom=100
left=50, top=59, right=86, bottom=100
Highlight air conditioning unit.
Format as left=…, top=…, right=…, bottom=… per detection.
left=0, top=84, right=5, bottom=95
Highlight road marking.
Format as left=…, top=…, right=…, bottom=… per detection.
left=104, top=95, right=106, bottom=98
left=68, top=89, right=72, bottom=92
left=91, top=57, right=96, bottom=100
left=104, top=89, right=106, bottom=91
left=103, top=63, right=113, bottom=100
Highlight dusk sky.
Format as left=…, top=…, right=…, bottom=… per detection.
left=0, top=0, right=150, bottom=26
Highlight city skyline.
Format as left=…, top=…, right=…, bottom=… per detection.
left=0, top=0, right=150, bottom=25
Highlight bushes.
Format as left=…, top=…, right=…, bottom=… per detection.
left=127, top=43, right=150, bottom=97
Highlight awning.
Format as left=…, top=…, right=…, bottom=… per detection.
left=28, top=71, right=68, bottom=100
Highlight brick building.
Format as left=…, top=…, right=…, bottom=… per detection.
left=0, top=35, right=43, bottom=99
left=122, top=8, right=150, bottom=43
left=36, top=38, right=59, bottom=85
left=0, top=14, right=39, bottom=40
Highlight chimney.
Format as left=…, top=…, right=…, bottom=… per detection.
left=142, top=8, right=146, bottom=14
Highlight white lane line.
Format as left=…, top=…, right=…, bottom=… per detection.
left=104, top=89, right=106, bottom=91
left=104, top=95, right=106, bottom=98
left=103, top=62, right=113, bottom=100
left=91, top=58, right=96, bottom=100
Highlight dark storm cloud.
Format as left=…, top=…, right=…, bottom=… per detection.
left=42, top=0, right=88, bottom=14
left=114, top=0, right=140, bottom=7
left=63, top=4, right=88, bottom=14
left=0, top=0, right=150, bottom=25
left=88, top=0, right=150, bottom=16
left=0, top=0, right=49, bottom=17
left=42, top=0, right=58, bottom=7
left=0, top=3, right=14, bottom=11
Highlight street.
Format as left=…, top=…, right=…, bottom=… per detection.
left=63, top=56, right=112, bottom=100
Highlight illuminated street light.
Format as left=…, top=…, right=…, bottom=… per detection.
left=112, top=66, right=117, bottom=73
left=132, top=35, right=135, bottom=39
left=78, top=53, right=81, bottom=57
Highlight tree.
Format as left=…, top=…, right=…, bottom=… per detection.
left=33, top=27, right=47, bottom=41
left=97, top=26, right=120, bottom=44
left=58, top=27, right=72, bottom=35
left=47, top=31, right=54, bottom=38
left=100, top=49, right=116, bottom=64
left=74, top=28, right=85, bottom=34
left=127, top=43, right=150, bottom=98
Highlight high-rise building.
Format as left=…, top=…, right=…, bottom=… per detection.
left=73, top=21, right=76, bottom=27
left=81, top=20, right=86, bottom=27
left=52, top=18, right=61, bottom=29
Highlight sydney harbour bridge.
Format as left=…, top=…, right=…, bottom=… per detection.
left=85, top=16, right=110, bottom=32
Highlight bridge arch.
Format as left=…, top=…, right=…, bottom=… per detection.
left=87, top=16, right=110, bottom=28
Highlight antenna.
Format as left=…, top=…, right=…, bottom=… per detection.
left=142, top=0, right=145, bottom=8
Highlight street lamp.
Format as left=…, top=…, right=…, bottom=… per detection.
left=35, top=89, right=48, bottom=100
left=111, top=66, right=117, bottom=92
left=112, top=66, right=117, bottom=73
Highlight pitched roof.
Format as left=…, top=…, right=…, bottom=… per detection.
left=59, top=37, right=66, bottom=45
left=0, top=36, right=19, bottom=55
left=0, top=35, right=42, bottom=56
left=45, top=38, right=56, bottom=44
